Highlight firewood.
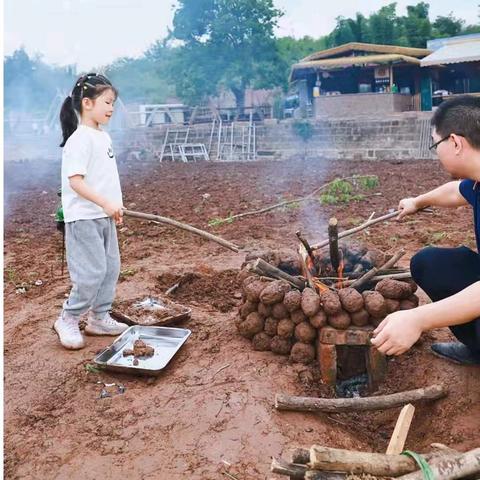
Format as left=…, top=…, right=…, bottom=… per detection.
left=328, top=218, right=340, bottom=272
left=290, top=447, right=310, bottom=464
left=123, top=209, right=241, bottom=252
left=397, top=448, right=480, bottom=480
left=250, top=258, right=305, bottom=290
left=350, top=250, right=405, bottom=290
left=309, top=445, right=417, bottom=476
left=270, top=457, right=307, bottom=479
left=341, top=272, right=412, bottom=287
left=274, top=384, right=447, bottom=413
left=271, top=457, right=346, bottom=480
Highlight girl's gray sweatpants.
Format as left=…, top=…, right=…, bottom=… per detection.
left=63, top=217, right=120, bottom=318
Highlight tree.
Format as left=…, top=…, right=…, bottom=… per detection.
left=367, top=3, right=401, bottom=45
left=105, top=41, right=176, bottom=104
left=4, top=47, right=74, bottom=113
left=401, top=2, right=432, bottom=47
left=433, top=13, right=465, bottom=38
left=329, top=13, right=369, bottom=46
left=168, top=0, right=284, bottom=108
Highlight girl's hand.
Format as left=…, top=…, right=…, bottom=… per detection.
left=370, top=310, right=423, bottom=356
left=103, top=201, right=124, bottom=225
left=397, top=197, right=419, bottom=220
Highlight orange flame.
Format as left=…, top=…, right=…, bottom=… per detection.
left=312, top=277, right=329, bottom=292
left=336, top=259, right=345, bottom=289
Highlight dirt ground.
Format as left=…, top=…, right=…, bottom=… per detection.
left=4, top=156, right=480, bottom=479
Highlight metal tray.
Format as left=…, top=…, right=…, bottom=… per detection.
left=110, top=296, right=191, bottom=327
left=94, top=325, right=191, bottom=375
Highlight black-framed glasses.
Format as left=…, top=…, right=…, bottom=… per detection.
left=429, top=135, right=450, bottom=151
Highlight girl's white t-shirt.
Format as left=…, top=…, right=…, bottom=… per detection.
left=61, top=125, right=123, bottom=223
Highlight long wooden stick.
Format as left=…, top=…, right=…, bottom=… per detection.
left=312, top=209, right=432, bottom=250
left=397, top=448, right=480, bottom=480
left=350, top=249, right=406, bottom=289
left=275, top=384, right=447, bottom=413
left=123, top=209, right=241, bottom=252
left=210, top=176, right=370, bottom=225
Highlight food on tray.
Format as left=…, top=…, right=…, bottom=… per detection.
left=123, top=339, right=155, bottom=359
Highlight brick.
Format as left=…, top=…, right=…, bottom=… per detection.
left=317, top=341, right=337, bottom=385
left=319, top=326, right=372, bottom=345
left=366, top=346, right=387, bottom=390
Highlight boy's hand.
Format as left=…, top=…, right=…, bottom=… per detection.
left=103, top=201, right=124, bottom=225
left=370, top=310, right=423, bottom=355
left=397, top=197, right=419, bottom=220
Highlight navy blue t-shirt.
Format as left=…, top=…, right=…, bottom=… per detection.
left=459, top=179, right=480, bottom=252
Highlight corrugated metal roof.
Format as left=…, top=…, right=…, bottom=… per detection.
left=421, top=39, right=480, bottom=66
left=301, top=42, right=430, bottom=62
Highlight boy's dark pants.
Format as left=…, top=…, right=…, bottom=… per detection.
left=410, top=246, right=480, bottom=352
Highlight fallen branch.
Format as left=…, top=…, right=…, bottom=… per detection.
left=350, top=249, right=406, bottom=290
left=275, top=384, right=447, bottom=413
left=312, top=208, right=433, bottom=250
left=123, top=209, right=241, bottom=252
left=209, top=176, right=370, bottom=225
left=397, top=448, right=480, bottom=480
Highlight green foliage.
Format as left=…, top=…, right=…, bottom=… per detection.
left=105, top=49, right=176, bottom=104
left=354, top=174, right=379, bottom=190
left=432, top=14, right=464, bottom=38
left=168, top=0, right=284, bottom=106
left=208, top=215, right=234, bottom=227
left=318, top=176, right=378, bottom=205
left=292, top=120, right=314, bottom=141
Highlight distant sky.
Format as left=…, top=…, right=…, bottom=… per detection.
left=4, top=0, right=479, bottom=71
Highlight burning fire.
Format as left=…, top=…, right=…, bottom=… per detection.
left=336, top=258, right=345, bottom=289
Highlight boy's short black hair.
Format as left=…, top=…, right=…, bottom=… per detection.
left=431, top=95, right=480, bottom=149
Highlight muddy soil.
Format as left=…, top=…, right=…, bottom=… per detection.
left=4, top=157, right=479, bottom=479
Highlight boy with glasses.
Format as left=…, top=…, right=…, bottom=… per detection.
left=371, top=95, right=480, bottom=365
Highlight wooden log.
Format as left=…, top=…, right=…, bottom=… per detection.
left=290, top=447, right=310, bottom=464
left=250, top=258, right=305, bottom=290
left=350, top=249, right=406, bottom=290
left=386, top=403, right=415, bottom=454
left=397, top=448, right=480, bottom=480
left=270, top=457, right=307, bottom=479
left=275, top=384, right=447, bottom=413
left=309, top=445, right=417, bottom=476
left=328, top=218, right=340, bottom=272
left=123, top=209, right=241, bottom=252
left=298, top=244, right=315, bottom=289
left=296, top=231, right=315, bottom=259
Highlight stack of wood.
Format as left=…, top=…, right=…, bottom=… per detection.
left=235, top=271, right=419, bottom=364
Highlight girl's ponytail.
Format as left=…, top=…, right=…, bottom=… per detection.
left=59, top=96, right=78, bottom=147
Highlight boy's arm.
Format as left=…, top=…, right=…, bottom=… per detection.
left=397, top=180, right=468, bottom=219
left=371, top=281, right=480, bottom=355
left=69, top=175, right=123, bottom=224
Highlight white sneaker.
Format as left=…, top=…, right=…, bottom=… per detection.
left=85, top=312, right=129, bottom=336
left=54, top=312, right=86, bottom=350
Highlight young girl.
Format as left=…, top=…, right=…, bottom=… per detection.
left=55, top=73, right=128, bottom=350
